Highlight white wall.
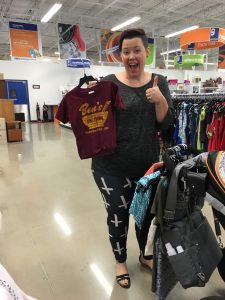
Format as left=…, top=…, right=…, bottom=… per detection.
left=0, top=60, right=125, bottom=120
left=0, top=59, right=224, bottom=121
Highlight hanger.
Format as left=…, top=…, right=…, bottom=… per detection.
left=78, top=59, right=99, bottom=88
left=78, top=73, right=98, bottom=88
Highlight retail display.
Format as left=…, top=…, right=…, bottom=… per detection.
left=172, top=93, right=225, bottom=151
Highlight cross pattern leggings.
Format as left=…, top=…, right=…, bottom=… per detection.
left=92, top=169, right=151, bottom=263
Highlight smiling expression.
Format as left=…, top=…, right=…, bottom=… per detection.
left=120, top=37, right=149, bottom=78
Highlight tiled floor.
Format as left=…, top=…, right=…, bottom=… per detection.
left=0, top=122, right=224, bottom=300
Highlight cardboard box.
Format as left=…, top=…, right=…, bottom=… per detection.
left=6, top=121, right=22, bottom=142
left=0, top=99, right=15, bottom=122
left=6, top=121, right=21, bottom=130
left=7, top=129, right=22, bottom=142
left=0, top=73, right=4, bottom=80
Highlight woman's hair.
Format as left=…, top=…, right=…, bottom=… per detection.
left=118, top=28, right=148, bottom=52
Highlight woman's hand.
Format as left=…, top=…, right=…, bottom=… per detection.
left=146, top=76, right=166, bottom=105
left=87, top=81, right=98, bottom=89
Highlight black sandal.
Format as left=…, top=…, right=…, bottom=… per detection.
left=139, top=255, right=152, bottom=271
left=116, top=273, right=131, bottom=289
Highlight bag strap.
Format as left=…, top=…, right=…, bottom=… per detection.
left=164, top=153, right=207, bottom=220
left=205, top=192, right=225, bottom=216
left=212, top=208, right=224, bottom=248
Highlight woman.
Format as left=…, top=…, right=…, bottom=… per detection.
left=91, top=28, right=174, bottom=288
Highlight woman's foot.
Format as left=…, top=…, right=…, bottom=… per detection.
left=139, top=255, right=153, bottom=270
left=115, top=262, right=130, bottom=288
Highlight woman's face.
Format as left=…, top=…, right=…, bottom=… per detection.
left=120, top=37, right=149, bottom=77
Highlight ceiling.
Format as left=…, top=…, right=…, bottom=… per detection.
left=1, top=0, right=225, bottom=66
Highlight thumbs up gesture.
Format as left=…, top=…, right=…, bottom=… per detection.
left=146, top=75, right=164, bottom=104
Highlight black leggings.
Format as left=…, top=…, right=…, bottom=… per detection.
left=92, top=169, right=152, bottom=263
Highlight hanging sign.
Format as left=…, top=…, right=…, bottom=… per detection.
left=66, top=58, right=91, bottom=68
left=9, top=21, right=42, bottom=59
left=100, top=29, right=121, bottom=62
left=180, top=27, right=225, bottom=50
left=174, top=54, right=206, bottom=67
left=146, top=38, right=155, bottom=68
left=58, top=23, right=86, bottom=59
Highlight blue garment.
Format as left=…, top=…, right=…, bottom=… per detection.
left=173, top=118, right=181, bottom=144
left=185, top=104, right=191, bottom=145
left=129, top=170, right=161, bottom=229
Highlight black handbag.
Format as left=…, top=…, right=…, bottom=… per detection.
left=162, top=209, right=222, bottom=288
left=161, top=157, right=223, bottom=289
left=212, top=209, right=225, bottom=282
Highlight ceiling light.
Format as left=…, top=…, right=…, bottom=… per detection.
left=160, top=48, right=181, bottom=55
left=41, top=3, right=62, bottom=23
left=111, top=16, right=141, bottom=31
left=165, top=25, right=199, bottom=38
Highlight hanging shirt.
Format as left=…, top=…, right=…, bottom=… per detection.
left=56, top=80, right=126, bottom=159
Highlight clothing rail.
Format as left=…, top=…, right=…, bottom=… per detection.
left=172, top=92, right=225, bottom=102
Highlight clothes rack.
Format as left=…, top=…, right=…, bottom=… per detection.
left=172, top=92, right=225, bottom=102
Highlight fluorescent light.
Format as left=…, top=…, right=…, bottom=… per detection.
left=160, top=48, right=181, bottom=55
left=90, top=263, right=112, bottom=296
left=111, top=16, right=141, bottom=31
left=165, top=25, right=199, bottom=38
left=41, top=3, right=62, bottom=23
left=54, top=213, right=72, bottom=235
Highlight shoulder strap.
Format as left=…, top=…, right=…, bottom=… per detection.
left=164, top=153, right=207, bottom=220
left=212, top=208, right=223, bottom=248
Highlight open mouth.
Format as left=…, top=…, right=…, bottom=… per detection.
left=129, top=63, right=138, bottom=70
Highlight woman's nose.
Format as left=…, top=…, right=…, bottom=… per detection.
left=128, top=52, right=135, bottom=59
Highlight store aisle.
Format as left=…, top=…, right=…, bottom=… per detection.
left=0, top=123, right=224, bottom=300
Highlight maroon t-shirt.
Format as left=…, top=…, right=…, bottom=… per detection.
left=56, top=80, right=126, bottom=159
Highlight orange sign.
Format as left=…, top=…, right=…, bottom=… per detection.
left=180, top=27, right=225, bottom=50
left=9, top=21, right=41, bottom=59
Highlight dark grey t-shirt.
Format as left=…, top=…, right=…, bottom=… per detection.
left=91, top=73, right=174, bottom=178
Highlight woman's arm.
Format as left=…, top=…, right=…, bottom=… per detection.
left=146, top=75, right=174, bottom=129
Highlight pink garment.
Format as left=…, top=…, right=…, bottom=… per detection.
left=144, top=161, right=164, bottom=176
